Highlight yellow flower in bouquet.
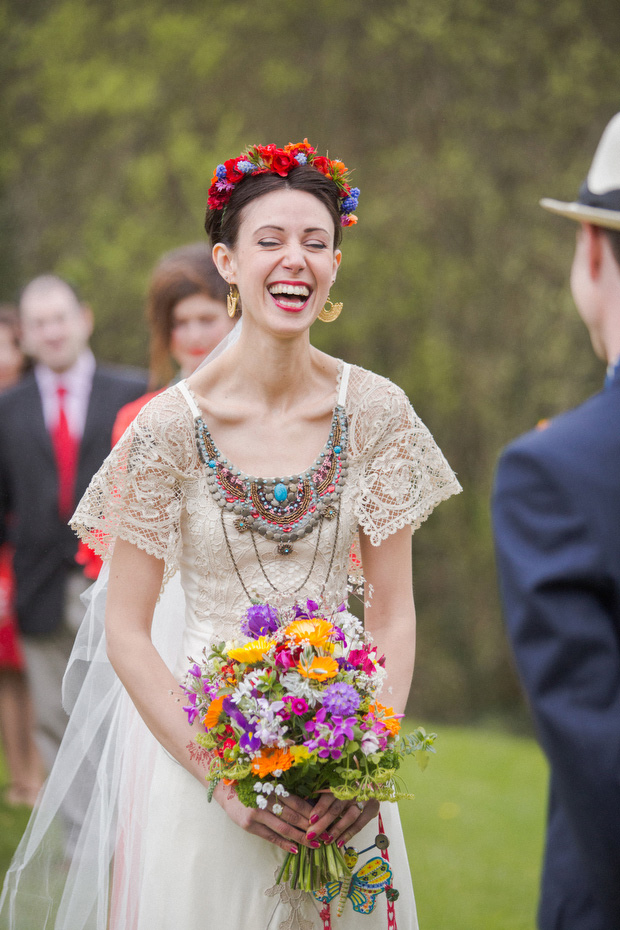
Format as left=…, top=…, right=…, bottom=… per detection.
left=227, top=636, right=275, bottom=664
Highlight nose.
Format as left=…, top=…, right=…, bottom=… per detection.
left=281, top=241, right=306, bottom=273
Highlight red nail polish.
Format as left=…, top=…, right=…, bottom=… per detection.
left=319, top=832, right=330, bottom=842
left=310, top=840, right=321, bottom=849
left=310, top=813, right=319, bottom=825
left=307, top=831, right=317, bottom=840
left=337, top=838, right=346, bottom=848
left=289, top=845, right=299, bottom=855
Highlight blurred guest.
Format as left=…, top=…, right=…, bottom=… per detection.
left=0, top=276, right=147, bottom=772
left=0, top=306, right=44, bottom=806
left=112, top=242, right=233, bottom=444
left=493, top=114, right=620, bottom=929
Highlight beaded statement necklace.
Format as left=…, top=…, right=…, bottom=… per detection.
left=178, top=369, right=350, bottom=602
left=195, top=405, right=348, bottom=557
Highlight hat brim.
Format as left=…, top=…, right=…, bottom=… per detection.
left=540, top=198, right=620, bottom=231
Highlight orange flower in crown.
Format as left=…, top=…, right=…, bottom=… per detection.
left=207, top=139, right=360, bottom=227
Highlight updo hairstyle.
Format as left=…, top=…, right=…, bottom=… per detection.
left=147, top=243, right=228, bottom=387
left=205, top=165, right=344, bottom=250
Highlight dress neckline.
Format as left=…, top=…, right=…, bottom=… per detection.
left=178, top=359, right=349, bottom=483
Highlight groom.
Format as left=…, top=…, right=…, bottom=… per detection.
left=492, top=114, right=620, bottom=930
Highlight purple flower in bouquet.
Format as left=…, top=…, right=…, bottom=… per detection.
left=305, top=708, right=357, bottom=760
left=240, top=727, right=262, bottom=753
left=322, top=682, right=361, bottom=716
left=242, top=604, right=279, bottom=638
left=293, top=598, right=320, bottom=619
left=182, top=691, right=199, bottom=725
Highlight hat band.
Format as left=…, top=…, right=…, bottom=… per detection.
left=578, top=181, right=620, bottom=212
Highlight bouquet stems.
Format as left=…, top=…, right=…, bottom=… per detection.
left=277, top=843, right=351, bottom=893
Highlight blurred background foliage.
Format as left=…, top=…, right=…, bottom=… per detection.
left=1, top=0, right=618, bottom=725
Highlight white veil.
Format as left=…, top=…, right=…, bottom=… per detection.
left=0, top=319, right=242, bottom=930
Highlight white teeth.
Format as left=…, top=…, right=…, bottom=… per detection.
left=268, top=283, right=310, bottom=297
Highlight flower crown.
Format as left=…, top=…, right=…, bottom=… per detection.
left=207, top=139, right=359, bottom=227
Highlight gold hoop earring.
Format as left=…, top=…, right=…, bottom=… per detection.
left=227, top=284, right=239, bottom=318
left=318, top=297, right=343, bottom=323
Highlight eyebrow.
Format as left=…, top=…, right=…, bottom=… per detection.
left=254, top=225, right=330, bottom=234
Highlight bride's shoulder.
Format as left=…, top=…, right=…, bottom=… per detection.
left=346, top=363, right=412, bottom=414
left=124, top=384, right=198, bottom=464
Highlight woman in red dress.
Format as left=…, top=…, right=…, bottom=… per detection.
left=0, top=306, right=45, bottom=806
left=111, top=242, right=235, bottom=445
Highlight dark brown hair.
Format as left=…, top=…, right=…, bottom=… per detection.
left=205, top=166, right=343, bottom=249
left=0, top=304, right=28, bottom=380
left=147, top=243, right=228, bottom=387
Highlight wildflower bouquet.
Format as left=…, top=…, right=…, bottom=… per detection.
left=182, top=599, right=435, bottom=895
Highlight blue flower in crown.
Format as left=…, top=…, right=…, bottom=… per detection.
left=237, top=160, right=256, bottom=174
left=216, top=164, right=228, bottom=180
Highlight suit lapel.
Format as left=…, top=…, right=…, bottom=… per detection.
left=22, top=376, right=56, bottom=464
left=80, top=368, right=104, bottom=463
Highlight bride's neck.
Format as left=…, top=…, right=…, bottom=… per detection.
left=222, top=328, right=319, bottom=407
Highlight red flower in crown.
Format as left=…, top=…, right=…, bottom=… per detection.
left=311, top=155, right=332, bottom=177
left=256, top=144, right=277, bottom=166
left=271, top=150, right=296, bottom=176
left=225, top=157, right=246, bottom=183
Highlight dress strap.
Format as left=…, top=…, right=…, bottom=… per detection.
left=177, top=380, right=201, bottom=419
left=338, top=363, right=351, bottom=407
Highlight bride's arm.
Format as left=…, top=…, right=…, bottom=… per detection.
left=304, top=525, right=416, bottom=846
left=106, top=537, right=314, bottom=854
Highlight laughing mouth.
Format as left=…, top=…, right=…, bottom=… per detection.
left=268, top=283, right=311, bottom=309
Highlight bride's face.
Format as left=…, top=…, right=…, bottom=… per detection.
left=214, top=188, right=341, bottom=334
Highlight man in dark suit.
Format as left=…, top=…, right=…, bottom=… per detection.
left=492, top=114, right=620, bottom=930
left=0, top=274, right=146, bottom=771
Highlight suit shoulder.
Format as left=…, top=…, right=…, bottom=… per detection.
left=94, top=364, right=148, bottom=389
left=499, top=388, right=620, bottom=493
left=0, top=375, right=37, bottom=413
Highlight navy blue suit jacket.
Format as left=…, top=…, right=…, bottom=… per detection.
left=0, top=365, right=147, bottom=636
left=492, top=376, right=620, bottom=929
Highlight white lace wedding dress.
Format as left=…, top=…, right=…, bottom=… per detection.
left=0, top=362, right=460, bottom=930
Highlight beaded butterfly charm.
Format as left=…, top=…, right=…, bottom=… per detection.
left=314, top=835, right=399, bottom=918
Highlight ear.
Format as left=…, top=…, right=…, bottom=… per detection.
left=331, top=249, right=342, bottom=286
left=212, top=242, right=236, bottom=283
left=81, top=304, right=95, bottom=339
left=583, top=223, right=603, bottom=280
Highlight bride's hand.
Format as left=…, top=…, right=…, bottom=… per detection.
left=305, top=792, right=380, bottom=849
left=213, top=781, right=317, bottom=854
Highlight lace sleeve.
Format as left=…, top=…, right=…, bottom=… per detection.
left=71, top=387, right=196, bottom=584
left=349, top=368, right=462, bottom=546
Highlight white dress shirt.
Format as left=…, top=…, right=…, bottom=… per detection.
left=35, top=350, right=96, bottom=439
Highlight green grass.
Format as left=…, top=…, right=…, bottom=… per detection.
left=0, top=724, right=548, bottom=928
left=400, top=724, right=547, bottom=929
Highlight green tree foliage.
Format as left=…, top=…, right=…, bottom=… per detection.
left=2, top=0, right=618, bottom=722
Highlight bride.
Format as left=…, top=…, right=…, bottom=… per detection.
left=0, top=140, right=460, bottom=929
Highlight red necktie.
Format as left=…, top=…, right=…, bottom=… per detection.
left=52, top=385, right=78, bottom=519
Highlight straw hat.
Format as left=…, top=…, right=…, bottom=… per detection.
left=540, top=113, right=620, bottom=231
